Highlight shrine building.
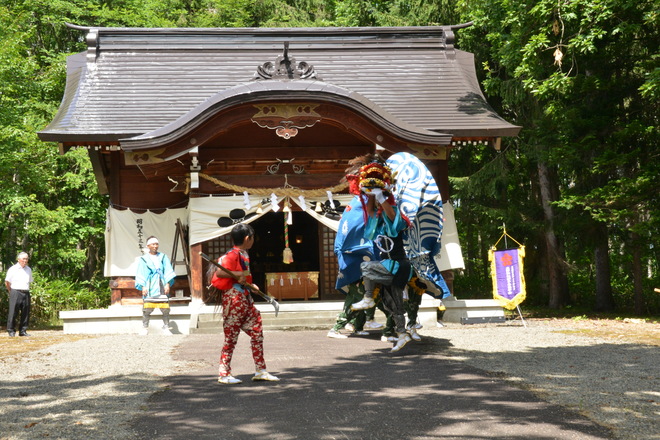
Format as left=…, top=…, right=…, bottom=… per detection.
left=38, top=23, right=520, bottom=313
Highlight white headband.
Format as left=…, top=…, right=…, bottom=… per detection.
left=146, top=237, right=159, bottom=245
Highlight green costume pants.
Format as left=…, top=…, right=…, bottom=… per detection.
left=382, top=291, right=422, bottom=336
left=332, top=283, right=367, bottom=332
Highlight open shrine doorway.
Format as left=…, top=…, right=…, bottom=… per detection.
left=201, top=211, right=341, bottom=303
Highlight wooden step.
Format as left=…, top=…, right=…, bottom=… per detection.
left=190, top=309, right=342, bottom=333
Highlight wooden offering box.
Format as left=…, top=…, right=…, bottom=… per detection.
left=265, top=271, right=319, bottom=301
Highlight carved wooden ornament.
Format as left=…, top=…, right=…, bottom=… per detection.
left=251, top=104, right=322, bottom=139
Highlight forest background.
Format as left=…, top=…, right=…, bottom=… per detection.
left=0, top=0, right=657, bottom=326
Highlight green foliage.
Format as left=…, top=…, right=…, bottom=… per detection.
left=21, top=275, right=111, bottom=326
left=453, top=0, right=659, bottom=314
left=0, top=0, right=658, bottom=321
left=331, top=0, right=459, bottom=27
left=0, top=2, right=110, bottom=326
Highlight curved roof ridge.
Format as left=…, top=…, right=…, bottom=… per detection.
left=65, top=22, right=472, bottom=34
left=120, top=80, right=452, bottom=150
left=39, top=24, right=521, bottom=144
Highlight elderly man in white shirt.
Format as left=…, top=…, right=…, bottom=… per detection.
left=5, top=252, right=34, bottom=337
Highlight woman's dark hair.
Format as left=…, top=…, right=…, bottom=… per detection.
left=230, top=223, right=254, bottom=245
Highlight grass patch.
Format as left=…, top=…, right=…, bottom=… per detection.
left=555, top=325, right=660, bottom=346
left=0, top=330, right=99, bottom=358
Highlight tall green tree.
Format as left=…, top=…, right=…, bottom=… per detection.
left=456, top=0, right=659, bottom=312
left=0, top=2, right=106, bottom=278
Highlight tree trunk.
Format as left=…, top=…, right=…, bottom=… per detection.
left=593, top=222, right=615, bottom=312
left=631, top=232, right=645, bottom=315
left=537, top=161, right=566, bottom=308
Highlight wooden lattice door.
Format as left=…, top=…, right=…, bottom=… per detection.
left=319, top=224, right=338, bottom=298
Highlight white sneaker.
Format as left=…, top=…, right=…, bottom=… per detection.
left=218, top=375, right=242, bottom=384
left=413, top=322, right=423, bottom=329
left=162, top=327, right=173, bottom=336
left=351, top=297, right=375, bottom=311
left=391, top=333, right=412, bottom=353
left=253, top=370, right=280, bottom=382
left=327, top=329, right=348, bottom=339
left=344, top=323, right=355, bottom=332
left=364, top=320, right=383, bottom=330
left=139, top=328, right=148, bottom=336
left=409, top=327, right=421, bottom=341
left=354, top=330, right=369, bottom=336
left=381, top=335, right=397, bottom=343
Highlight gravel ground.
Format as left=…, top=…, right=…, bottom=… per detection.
left=430, top=319, right=659, bottom=440
left=0, top=334, right=190, bottom=440
left=0, top=319, right=658, bottom=440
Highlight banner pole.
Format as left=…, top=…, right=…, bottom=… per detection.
left=516, top=304, right=527, bottom=327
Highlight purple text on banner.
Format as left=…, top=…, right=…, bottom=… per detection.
left=494, top=249, right=521, bottom=300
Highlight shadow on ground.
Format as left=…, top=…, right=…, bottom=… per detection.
left=0, top=372, right=161, bottom=438
left=132, top=331, right=613, bottom=440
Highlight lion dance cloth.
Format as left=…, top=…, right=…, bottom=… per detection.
left=386, top=152, right=450, bottom=298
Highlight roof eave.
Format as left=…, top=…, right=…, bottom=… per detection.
left=442, top=127, right=522, bottom=138
left=120, top=80, right=453, bottom=151
left=66, top=22, right=473, bottom=37
left=37, top=131, right=142, bottom=144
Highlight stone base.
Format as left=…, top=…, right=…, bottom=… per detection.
left=59, top=295, right=442, bottom=335
left=441, top=296, right=505, bottom=324
left=59, top=302, right=196, bottom=334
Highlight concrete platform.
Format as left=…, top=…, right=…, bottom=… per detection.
left=441, top=295, right=505, bottom=323
left=59, top=294, right=443, bottom=335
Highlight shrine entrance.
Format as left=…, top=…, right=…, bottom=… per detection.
left=201, top=211, right=342, bottom=303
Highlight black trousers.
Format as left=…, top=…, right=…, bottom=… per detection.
left=7, top=289, right=30, bottom=333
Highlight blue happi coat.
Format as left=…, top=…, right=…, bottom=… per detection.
left=364, top=201, right=411, bottom=285
left=334, top=195, right=410, bottom=290
left=334, top=195, right=375, bottom=290
left=135, top=252, right=176, bottom=299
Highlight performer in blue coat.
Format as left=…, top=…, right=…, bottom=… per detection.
left=135, top=236, right=177, bottom=335
left=328, top=163, right=385, bottom=338
left=351, top=160, right=414, bottom=352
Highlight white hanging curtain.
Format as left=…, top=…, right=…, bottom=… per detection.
left=188, top=195, right=272, bottom=245
left=434, top=202, right=465, bottom=271
left=291, top=194, right=355, bottom=231
left=104, top=207, right=189, bottom=277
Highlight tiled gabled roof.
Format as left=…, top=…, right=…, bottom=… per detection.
left=38, top=24, right=520, bottom=143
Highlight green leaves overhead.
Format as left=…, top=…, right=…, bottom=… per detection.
left=0, top=0, right=657, bottom=317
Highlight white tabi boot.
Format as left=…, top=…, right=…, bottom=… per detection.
left=253, top=369, right=280, bottom=382
left=391, top=332, right=412, bottom=353
left=218, top=375, right=242, bottom=384
left=364, top=320, right=384, bottom=330
left=409, top=327, right=421, bottom=341
left=351, top=296, right=375, bottom=311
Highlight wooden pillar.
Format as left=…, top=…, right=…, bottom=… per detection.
left=423, top=158, right=450, bottom=202
left=424, top=157, right=455, bottom=296
left=441, top=269, right=455, bottom=296
left=110, top=151, right=122, bottom=205
left=190, top=242, right=204, bottom=301
left=110, top=278, right=122, bottom=306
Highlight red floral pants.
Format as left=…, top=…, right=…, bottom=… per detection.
left=219, top=287, right=266, bottom=377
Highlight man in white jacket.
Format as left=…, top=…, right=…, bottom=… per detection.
left=5, top=252, right=33, bottom=337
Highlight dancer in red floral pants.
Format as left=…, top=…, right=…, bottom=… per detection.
left=211, top=223, right=280, bottom=385
left=219, top=287, right=265, bottom=376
